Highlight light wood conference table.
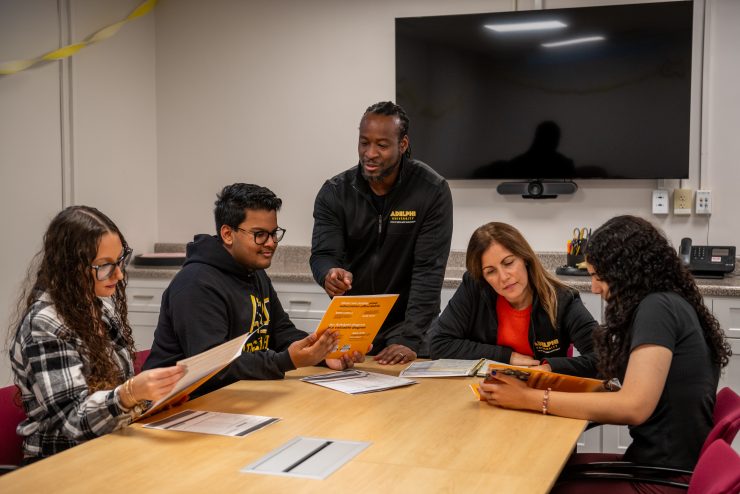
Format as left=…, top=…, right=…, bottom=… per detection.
left=1, top=362, right=587, bottom=493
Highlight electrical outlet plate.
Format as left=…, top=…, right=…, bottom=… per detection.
left=673, top=188, right=692, bottom=215
left=695, top=190, right=711, bottom=215
left=652, top=190, right=669, bottom=215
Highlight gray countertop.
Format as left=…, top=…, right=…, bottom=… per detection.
left=127, top=245, right=740, bottom=297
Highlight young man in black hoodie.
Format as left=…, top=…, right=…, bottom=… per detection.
left=310, top=102, right=453, bottom=365
left=144, top=184, right=363, bottom=396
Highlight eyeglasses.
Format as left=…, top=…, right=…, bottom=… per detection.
left=234, top=227, right=286, bottom=245
left=91, top=247, right=132, bottom=281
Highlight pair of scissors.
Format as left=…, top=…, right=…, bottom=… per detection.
left=571, top=227, right=590, bottom=255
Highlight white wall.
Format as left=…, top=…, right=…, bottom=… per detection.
left=155, top=0, right=737, bottom=252
left=703, top=0, right=740, bottom=247
left=71, top=0, right=159, bottom=253
left=0, top=0, right=157, bottom=386
left=0, top=0, right=64, bottom=387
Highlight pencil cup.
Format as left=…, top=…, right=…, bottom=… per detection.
left=566, top=253, right=585, bottom=268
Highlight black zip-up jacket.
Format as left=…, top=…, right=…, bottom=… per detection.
left=310, top=157, right=453, bottom=355
left=144, top=234, right=306, bottom=396
left=428, top=272, right=598, bottom=377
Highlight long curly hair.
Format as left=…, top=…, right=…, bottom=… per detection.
left=12, top=206, right=135, bottom=392
left=585, top=215, right=730, bottom=380
left=466, top=222, right=567, bottom=328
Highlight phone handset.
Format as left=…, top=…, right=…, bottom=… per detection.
left=679, top=237, right=692, bottom=266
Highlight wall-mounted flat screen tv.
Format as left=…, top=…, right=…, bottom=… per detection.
left=395, top=1, right=693, bottom=180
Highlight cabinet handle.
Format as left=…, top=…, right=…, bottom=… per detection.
left=132, top=295, right=155, bottom=300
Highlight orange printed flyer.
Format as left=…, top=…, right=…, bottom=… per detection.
left=315, top=294, right=399, bottom=359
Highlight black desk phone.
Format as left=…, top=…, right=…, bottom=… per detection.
left=679, top=238, right=736, bottom=279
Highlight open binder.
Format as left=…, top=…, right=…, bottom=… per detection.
left=482, top=362, right=615, bottom=393
left=137, top=331, right=254, bottom=419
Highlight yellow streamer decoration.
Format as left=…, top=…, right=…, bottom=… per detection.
left=0, top=0, right=157, bottom=76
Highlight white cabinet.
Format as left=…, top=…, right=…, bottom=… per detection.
left=440, top=287, right=456, bottom=313
left=576, top=426, right=603, bottom=454
left=126, top=278, right=170, bottom=351
left=272, top=281, right=330, bottom=333
left=126, top=278, right=330, bottom=350
left=575, top=292, right=606, bottom=453
left=601, top=424, right=634, bottom=455
left=575, top=293, right=635, bottom=455
left=708, top=297, right=740, bottom=393
left=579, top=292, right=602, bottom=322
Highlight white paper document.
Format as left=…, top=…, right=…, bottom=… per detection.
left=141, top=331, right=255, bottom=417
left=399, top=358, right=487, bottom=378
left=144, top=409, right=279, bottom=437
left=301, top=369, right=416, bottom=394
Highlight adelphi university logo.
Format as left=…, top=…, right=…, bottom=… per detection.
left=389, top=210, right=417, bottom=224
left=533, top=338, right=560, bottom=354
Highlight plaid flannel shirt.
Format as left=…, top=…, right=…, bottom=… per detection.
left=9, top=291, right=136, bottom=460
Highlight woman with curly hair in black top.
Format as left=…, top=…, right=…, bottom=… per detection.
left=479, top=215, right=731, bottom=493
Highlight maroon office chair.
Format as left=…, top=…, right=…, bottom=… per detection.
left=134, top=349, right=151, bottom=375
left=714, top=387, right=740, bottom=424
left=700, top=387, right=740, bottom=457
left=559, top=386, right=740, bottom=490
left=687, top=439, right=740, bottom=494
left=0, top=384, right=26, bottom=474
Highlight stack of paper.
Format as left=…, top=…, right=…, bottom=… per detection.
left=399, top=358, right=490, bottom=378
left=301, top=369, right=416, bottom=394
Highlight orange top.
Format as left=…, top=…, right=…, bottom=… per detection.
left=496, top=296, right=534, bottom=357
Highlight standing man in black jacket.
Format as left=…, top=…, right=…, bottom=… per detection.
left=144, top=183, right=363, bottom=396
left=310, top=101, right=453, bottom=364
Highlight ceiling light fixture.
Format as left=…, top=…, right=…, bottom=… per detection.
left=542, top=36, right=606, bottom=48
left=484, top=20, right=567, bottom=33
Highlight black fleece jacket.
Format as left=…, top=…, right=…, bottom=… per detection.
left=310, top=157, right=453, bottom=355
left=428, top=272, right=598, bottom=377
left=143, top=234, right=306, bottom=396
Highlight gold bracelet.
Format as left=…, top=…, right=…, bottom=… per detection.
left=542, top=387, right=552, bottom=415
left=126, top=378, right=139, bottom=404
left=121, top=379, right=137, bottom=408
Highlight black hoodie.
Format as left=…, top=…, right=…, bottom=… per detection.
left=143, top=234, right=306, bottom=396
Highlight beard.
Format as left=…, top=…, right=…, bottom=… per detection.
left=361, top=157, right=401, bottom=183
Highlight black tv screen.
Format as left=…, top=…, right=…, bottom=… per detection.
left=395, top=1, right=693, bottom=180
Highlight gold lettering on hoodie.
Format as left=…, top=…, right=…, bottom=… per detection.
left=244, top=294, right=271, bottom=352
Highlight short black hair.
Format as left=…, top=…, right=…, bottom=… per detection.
left=214, top=183, right=282, bottom=237
left=364, top=101, right=410, bottom=141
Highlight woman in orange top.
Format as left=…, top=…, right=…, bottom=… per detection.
left=429, top=222, right=598, bottom=376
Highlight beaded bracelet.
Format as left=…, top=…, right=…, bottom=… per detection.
left=542, top=387, right=552, bottom=415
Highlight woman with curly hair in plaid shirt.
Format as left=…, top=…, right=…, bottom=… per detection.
left=9, top=206, right=185, bottom=463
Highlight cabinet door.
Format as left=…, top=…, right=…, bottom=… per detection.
left=601, top=424, right=633, bottom=454
left=129, top=311, right=159, bottom=351
left=580, top=292, right=603, bottom=323
left=440, top=287, right=456, bottom=313
left=126, top=279, right=170, bottom=351
left=126, top=279, right=170, bottom=312
left=712, top=297, right=740, bottom=340
left=719, top=339, right=740, bottom=393
left=273, top=282, right=330, bottom=331
left=709, top=297, right=740, bottom=392
left=576, top=426, right=602, bottom=453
